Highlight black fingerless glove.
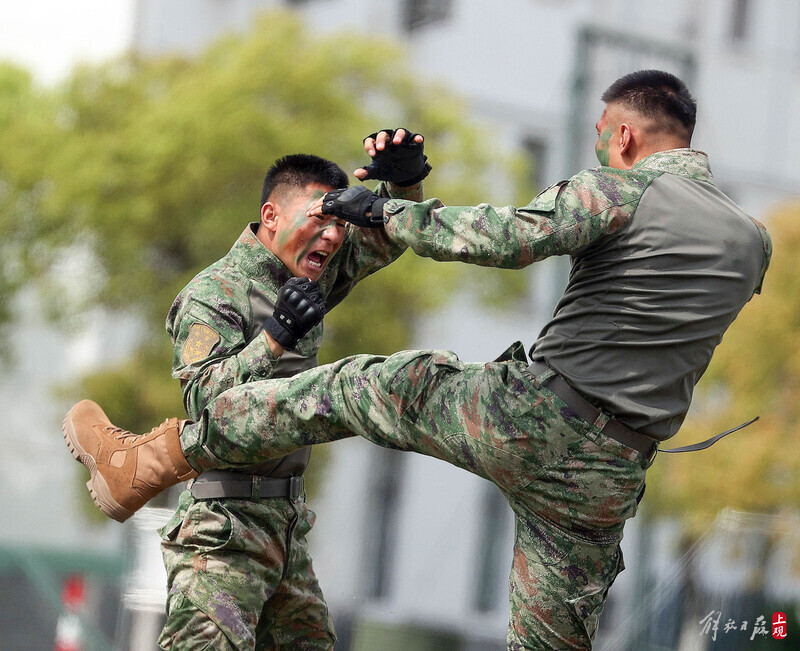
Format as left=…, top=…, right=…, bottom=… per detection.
left=361, top=128, right=431, bottom=186
left=263, top=277, right=326, bottom=350
left=321, top=186, right=388, bottom=228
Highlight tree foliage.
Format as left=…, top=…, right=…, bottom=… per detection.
left=645, top=204, right=797, bottom=531
left=0, top=12, right=529, bottom=518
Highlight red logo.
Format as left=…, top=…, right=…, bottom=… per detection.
left=773, top=612, right=787, bottom=640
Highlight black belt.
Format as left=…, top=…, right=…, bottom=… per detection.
left=527, top=361, right=658, bottom=461
left=190, top=470, right=304, bottom=500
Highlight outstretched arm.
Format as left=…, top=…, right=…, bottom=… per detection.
left=315, top=168, right=648, bottom=269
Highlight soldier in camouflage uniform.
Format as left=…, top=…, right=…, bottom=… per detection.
left=155, top=154, right=344, bottom=650
left=129, top=141, right=427, bottom=650
left=65, top=72, right=771, bottom=649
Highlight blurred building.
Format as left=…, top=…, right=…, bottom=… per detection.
left=2, top=0, right=800, bottom=649
left=131, top=0, right=800, bottom=216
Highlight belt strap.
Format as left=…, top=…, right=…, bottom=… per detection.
left=191, top=471, right=304, bottom=500
left=659, top=417, right=759, bottom=453
left=528, top=361, right=760, bottom=459
left=527, top=361, right=658, bottom=461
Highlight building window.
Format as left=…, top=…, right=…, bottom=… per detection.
left=404, top=0, right=452, bottom=32
left=730, top=0, right=750, bottom=42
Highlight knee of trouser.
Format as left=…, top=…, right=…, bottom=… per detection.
left=159, top=592, right=242, bottom=651
left=508, top=515, right=624, bottom=649
left=381, top=350, right=463, bottom=418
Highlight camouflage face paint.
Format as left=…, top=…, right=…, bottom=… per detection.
left=294, top=191, right=330, bottom=265
left=269, top=187, right=345, bottom=279
left=595, top=127, right=613, bottom=167
left=275, top=202, right=311, bottom=250
left=294, top=225, right=326, bottom=266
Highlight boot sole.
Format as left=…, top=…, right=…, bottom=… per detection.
left=62, top=407, right=134, bottom=523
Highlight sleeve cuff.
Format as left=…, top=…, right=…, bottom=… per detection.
left=237, top=330, right=279, bottom=378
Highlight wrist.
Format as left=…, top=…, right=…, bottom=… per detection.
left=263, top=315, right=298, bottom=351
left=263, top=330, right=285, bottom=358
left=394, top=161, right=432, bottom=187
left=369, top=198, right=389, bottom=223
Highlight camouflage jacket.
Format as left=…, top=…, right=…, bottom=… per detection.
left=167, top=181, right=414, bottom=476
left=383, top=149, right=772, bottom=438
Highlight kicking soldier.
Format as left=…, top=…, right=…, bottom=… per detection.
left=64, top=71, right=771, bottom=649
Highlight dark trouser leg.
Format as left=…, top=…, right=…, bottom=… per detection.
left=504, top=508, right=626, bottom=650
left=258, top=500, right=336, bottom=650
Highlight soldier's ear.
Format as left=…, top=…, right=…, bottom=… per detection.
left=619, top=123, right=632, bottom=155
left=261, top=201, right=279, bottom=232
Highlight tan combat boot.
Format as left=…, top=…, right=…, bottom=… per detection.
left=62, top=399, right=198, bottom=522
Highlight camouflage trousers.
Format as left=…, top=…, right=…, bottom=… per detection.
left=158, top=489, right=336, bottom=650
left=181, top=343, right=649, bottom=649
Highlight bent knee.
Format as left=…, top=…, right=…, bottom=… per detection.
left=160, top=592, right=249, bottom=651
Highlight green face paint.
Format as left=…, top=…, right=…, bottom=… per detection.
left=294, top=192, right=331, bottom=265
left=295, top=228, right=326, bottom=266
left=275, top=190, right=326, bottom=250
left=275, top=206, right=306, bottom=250
left=295, top=218, right=345, bottom=265
left=595, top=127, right=612, bottom=167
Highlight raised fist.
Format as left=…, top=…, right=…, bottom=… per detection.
left=358, top=128, right=431, bottom=186
left=263, top=277, right=326, bottom=350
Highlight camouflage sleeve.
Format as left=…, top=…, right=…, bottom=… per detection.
left=382, top=168, right=651, bottom=268
left=168, top=297, right=278, bottom=421
left=323, top=180, right=414, bottom=310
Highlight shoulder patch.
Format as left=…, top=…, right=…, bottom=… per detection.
left=181, top=322, right=221, bottom=365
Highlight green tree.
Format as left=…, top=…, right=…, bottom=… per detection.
left=0, top=63, right=66, bottom=344
left=0, top=11, right=531, bottom=517
left=646, top=204, right=796, bottom=532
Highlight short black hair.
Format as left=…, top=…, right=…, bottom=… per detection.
left=260, top=154, right=348, bottom=207
left=601, top=70, right=696, bottom=138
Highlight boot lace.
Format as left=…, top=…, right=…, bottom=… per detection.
left=104, top=419, right=177, bottom=442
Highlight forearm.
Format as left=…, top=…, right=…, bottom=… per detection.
left=380, top=171, right=636, bottom=269
left=182, top=331, right=278, bottom=420
left=265, top=332, right=285, bottom=357
left=383, top=199, right=561, bottom=269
